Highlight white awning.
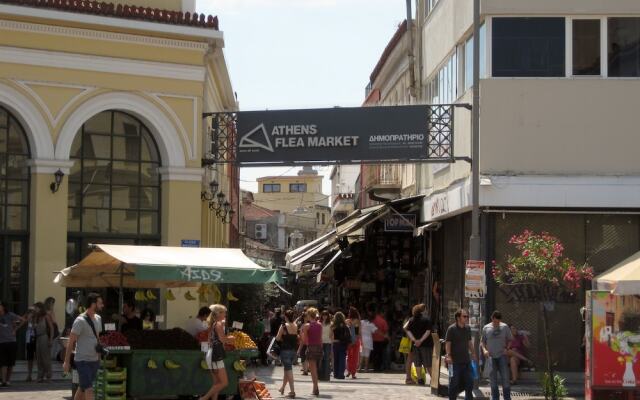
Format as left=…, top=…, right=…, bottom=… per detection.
left=414, top=222, right=442, bottom=237
left=595, top=250, right=640, bottom=295
left=54, top=244, right=281, bottom=288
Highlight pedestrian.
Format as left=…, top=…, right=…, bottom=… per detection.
left=371, top=307, right=389, bottom=371
left=276, top=309, right=298, bottom=398
left=34, top=302, right=54, bottom=382
left=445, top=309, right=476, bottom=400
left=331, top=311, right=350, bottom=379
left=16, top=306, right=36, bottom=382
left=319, top=310, right=333, bottom=381
left=44, top=297, right=60, bottom=338
left=0, top=301, right=23, bottom=387
left=296, top=307, right=309, bottom=375
left=403, top=303, right=433, bottom=385
left=63, top=292, right=105, bottom=400
left=200, top=304, right=234, bottom=400
left=481, top=311, right=512, bottom=400
left=345, top=307, right=361, bottom=379
left=299, top=307, right=322, bottom=396
left=186, top=306, right=211, bottom=338
left=359, top=311, right=377, bottom=373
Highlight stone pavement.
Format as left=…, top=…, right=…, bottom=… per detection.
left=0, top=361, right=585, bottom=400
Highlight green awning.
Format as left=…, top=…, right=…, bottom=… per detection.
left=54, top=244, right=282, bottom=288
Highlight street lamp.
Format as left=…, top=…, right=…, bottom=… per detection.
left=201, top=179, right=219, bottom=201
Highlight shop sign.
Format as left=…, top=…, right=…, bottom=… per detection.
left=464, top=260, right=486, bottom=298
left=384, top=214, right=416, bottom=232
left=590, top=291, right=640, bottom=389
left=428, top=192, right=449, bottom=220
left=135, top=265, right=280, bottom=284
left=236, top=105, right=442, bottom=164
left=181, top=239, right=200, bottom=247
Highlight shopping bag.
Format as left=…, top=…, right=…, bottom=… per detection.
left=398, top=336, right=412, bottom=354
left=411, top=364, right=427, bottom=383
left=266, top=337, right=280, bottom=360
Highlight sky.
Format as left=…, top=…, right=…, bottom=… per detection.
left=197, top=0, right=408, bottom=194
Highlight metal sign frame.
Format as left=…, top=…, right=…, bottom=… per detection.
left=202, top=104, right=468, bottom=167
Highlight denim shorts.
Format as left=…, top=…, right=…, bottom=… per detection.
left=75, top=360, right=100, bottom=390
left=280, top=349, right=296, bottom=371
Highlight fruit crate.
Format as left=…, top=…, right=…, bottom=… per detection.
left=95, top=394, right=126, bottom=400
left=101, top=357, right=117, bottom=369
left=98, top=367, right=127, bottom=382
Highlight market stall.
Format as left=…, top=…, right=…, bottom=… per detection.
left=586, top=251, right=640, bottom=400
left=54, top=244, right=280, bottom=399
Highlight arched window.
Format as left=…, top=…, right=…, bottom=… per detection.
left=67, top=111, right=161, bottom=262
left=0, top=106, right=30, bottom=313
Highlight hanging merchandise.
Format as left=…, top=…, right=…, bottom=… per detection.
left=227, top=290, right=239, bottom=302
left=164, top=290, right=176, bottom=301
left=184, top=291, right=196, bottom=301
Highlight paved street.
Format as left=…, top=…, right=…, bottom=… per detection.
left=0, top=362, right=584, bottom=400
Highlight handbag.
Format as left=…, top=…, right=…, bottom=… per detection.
left=209, top=324, right=226, bottom=362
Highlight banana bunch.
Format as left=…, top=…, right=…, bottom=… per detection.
left=146, top=290, right=157, bottom=300
left=134, top=290, right=147, bottom=301
left=211, top=284, right=222, bottom=304
left=164, top=359, right=180, bottom=369
left=147, top=358, right=158, bottom=369
left=197, top=285, right=209, bottom=303
left=184, top=291, right=196, bottom=301
left=232, top=360, right=246, bottom=372
left=164, top=289, right=176, bottom=301
left=227, top=290, right=239, bottom=302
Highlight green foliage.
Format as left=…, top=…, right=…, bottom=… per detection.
left=493, top=230, right=593, bottom=294
left=541, top=372, right=568, bottom=400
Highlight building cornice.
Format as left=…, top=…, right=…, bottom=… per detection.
left=0, top=45, right=205, bottom=81
left=28, top=159, right=75, bottom=174
left=158, top=166, right=204, bottom=182
left=0, top=19, right=211, bottom=50
left=0, top=4, right=223, bottom=42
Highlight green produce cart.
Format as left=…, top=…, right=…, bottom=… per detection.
left=120, top=348, right=257, bottom=399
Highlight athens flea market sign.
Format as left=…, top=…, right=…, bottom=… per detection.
left=232, top=105, right=453, bottom=165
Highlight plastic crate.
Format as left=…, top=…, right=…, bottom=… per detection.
left=98, top=368, right=127, bottom=381
left=101, top=358, right=117, bottom=369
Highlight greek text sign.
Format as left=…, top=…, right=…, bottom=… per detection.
left=384, top=214, right=416, bottom=232
left=236, top=105, right=438, bottom=164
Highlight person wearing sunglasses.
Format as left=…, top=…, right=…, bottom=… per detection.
left=481, top=311, right=513, bottom=400
left=445, top=309, right=476, bottom=400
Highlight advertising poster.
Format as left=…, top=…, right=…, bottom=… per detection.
left=591, top=291, right=640, bottom=388
left=464, top=260, right=486, bottom=298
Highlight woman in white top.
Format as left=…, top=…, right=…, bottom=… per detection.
left=359, top=311, right=378, bottom=372
left=319, top=310, right=333, bottom=381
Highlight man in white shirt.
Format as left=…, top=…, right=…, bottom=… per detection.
left=185, top=307, right=211, bottom=337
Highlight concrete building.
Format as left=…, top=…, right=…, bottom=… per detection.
left=0, top=0, right=237, bottom=329
left=414, top=0, right=640, bottom=370
left=329, top=165, right=359, bottom=223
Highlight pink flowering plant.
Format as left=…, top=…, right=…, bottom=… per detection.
left=493, top=230, right=593, bottom=400
left=493, top=230, right=593, bottom=295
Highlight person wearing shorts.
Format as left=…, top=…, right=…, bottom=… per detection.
left=404, top=303, right=434, bottom=385
left=359, top=313, right=377, bottom=373
left=64, top=293, right=104, bottom=400
left=0, top=301, right=22, bottom=387
left=276, top=309, right=299, bottom=398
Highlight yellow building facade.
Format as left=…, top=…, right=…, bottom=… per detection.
left=0, top=1, right=236, bottom=328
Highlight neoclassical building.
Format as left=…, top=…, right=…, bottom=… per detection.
left=0, top=0, right=237, bottom=328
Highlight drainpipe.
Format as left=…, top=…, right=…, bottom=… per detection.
left=406, top=0, right=417, bottom=100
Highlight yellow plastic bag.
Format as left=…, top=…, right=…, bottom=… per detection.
left=411, top=364, right=428, bottom=383
left=398, top=337, right=412, bottom=354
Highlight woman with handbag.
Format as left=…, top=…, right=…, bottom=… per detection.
left=298, top=307, right=322, bottom=396
left=276, top=309, right=299, bottom=398
left=200, top=304, right=234, bottom=400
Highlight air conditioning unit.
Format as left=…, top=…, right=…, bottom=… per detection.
left=255, top=224, right=267, bottom=240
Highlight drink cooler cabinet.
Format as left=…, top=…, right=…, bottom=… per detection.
left=118, top=348, right=257, bottom=398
